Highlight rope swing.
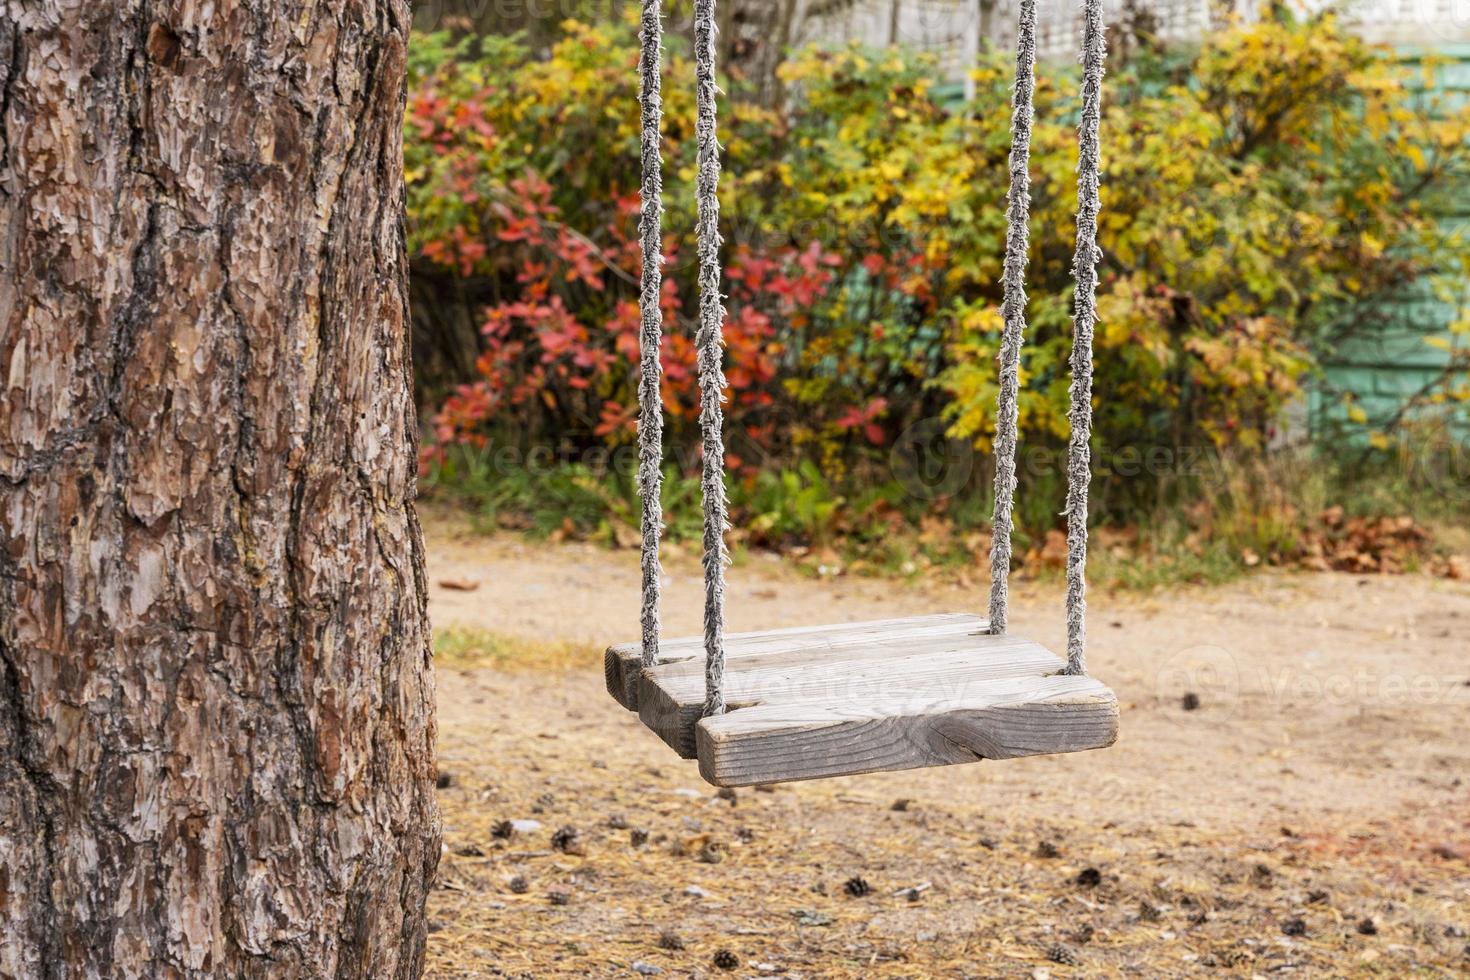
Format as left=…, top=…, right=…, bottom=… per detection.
left=986, top=0, right=1038, bottom=640
left=632, top=0, right=1109, bottom=719
left=990, top=0, right=1107, bottom=677
left=1063, top=0, right=1108, bottom=677
left=635, top=0, right=666, bottom=674
left=692, top=0, right=732, bottom=717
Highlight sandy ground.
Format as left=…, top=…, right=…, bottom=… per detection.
left=421, top=513, right=1470, bottom=977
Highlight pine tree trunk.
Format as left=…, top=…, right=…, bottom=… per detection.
left=0, top=2, right=440, bottom=976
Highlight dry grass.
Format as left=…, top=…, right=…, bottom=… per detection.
left=434, top=627, right=593, bottom=673
left=425, top=645, right=1470, bottom=979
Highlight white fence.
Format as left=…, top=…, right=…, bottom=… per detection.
left=799, top=0, right=1470, bottom=78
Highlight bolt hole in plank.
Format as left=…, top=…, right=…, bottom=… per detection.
left=604, top=614, right=1118, bottom=786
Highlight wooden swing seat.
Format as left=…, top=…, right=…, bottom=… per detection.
left=605, top=613, right=1118, bottom=787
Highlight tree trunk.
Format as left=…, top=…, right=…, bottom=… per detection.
left=0, top=2, right=439, bottom=977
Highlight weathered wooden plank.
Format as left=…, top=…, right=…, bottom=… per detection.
left=610, top=612, right=1119, bottom=787
left=638, top=633, right=1047, bottom=758
left=646, top=627, right=1026, bottom=687
left=696, top=674, right=1119, bottom=786
left=604, top=613, right=983, bottom=710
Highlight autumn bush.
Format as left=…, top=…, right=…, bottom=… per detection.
left=406, top=14, right=1468, bottom=569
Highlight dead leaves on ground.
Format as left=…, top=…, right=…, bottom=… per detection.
left=1286, top=507, right=1465, bottom=577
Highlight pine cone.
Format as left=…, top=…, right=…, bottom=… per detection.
left=551, top=826, right=581, bottom=854
left=712, top=950, right=739, bottom=971
left=1046, top=943, right=1080, bottom=966
left=843, top=876, right=871, bottom=898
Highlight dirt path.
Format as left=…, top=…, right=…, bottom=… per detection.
left=422, top=513, right=1470, bottom=977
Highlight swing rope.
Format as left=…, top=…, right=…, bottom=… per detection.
left=988, top=0, right=1105, bottom=676
left=986, top=0, right=1038, bottom=640
left=1063, top=0, right=1107, bottom=676
left=636, top=0, right=666, bottom=671
left=634, top=0, right=733, bottom=709
left=637, top=0, right=1106, bottom=707
left=633, top=0, right=733, bottom=712
left=692, top=0, right=731, bottom=715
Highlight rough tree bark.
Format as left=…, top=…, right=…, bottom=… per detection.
left=0, top=2, right=440, bottom=977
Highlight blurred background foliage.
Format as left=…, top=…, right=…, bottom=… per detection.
left=405, top=9, right=1470, bottom=583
